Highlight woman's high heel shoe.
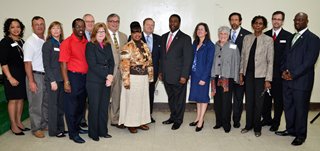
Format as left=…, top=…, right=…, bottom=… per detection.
left=189, top=121, right=199, bottom=126
left=10, top=126, right=25, bottom=136
left=195, top=122, right=204, bottom=132
left=18, top=126, right=31, bottom=131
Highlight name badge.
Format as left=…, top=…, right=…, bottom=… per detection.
left=280, top=40, right=286, bottom=43
left=11, top=42, right=18, bottom=47
left=229, top=44, right=237, bottom=49
left=54, top=48, right=60, bottom=51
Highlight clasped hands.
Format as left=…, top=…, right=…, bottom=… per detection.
left=282, top=70, right=293, bottom=80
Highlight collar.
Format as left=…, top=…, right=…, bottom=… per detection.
left=108, top=29, right=118, bottom=36
left=32, top=33, right=44, bottom=40
left=169, top=29, right=179, bottom=37
left=71, top=33, right=87, bottom=43
left=143, top=32, right=153, bottom=39
left=272, top=27, right=282, bottom=36
left=297, top=27, right=308, bottom=35
left=231, top=27, right=241, bottom=34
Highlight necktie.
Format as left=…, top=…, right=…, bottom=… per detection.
left=146, top=35, right=153, bottom=52
left=113, top=33, right=119, bottom=49
left=273, top=32, right=276, bottom=41
left=291, top=33, right=300, bottom=46
left=166, top=33, right=173, bottom=52
left=231, top=31, right=237, bottom=43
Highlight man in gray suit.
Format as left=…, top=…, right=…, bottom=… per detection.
left=106, top=13, right=127, bottom=128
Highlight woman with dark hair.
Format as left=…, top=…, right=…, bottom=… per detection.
left=85, top=22, right=114, bottom=141
left=119, top=21, right=153, bottom=133
left=42, top=21, right=66, bottom=137
left=188, top=22, right=215, bottom=132
left=0, top=18, right=28, bottom=135
left=239, top=15, right=274, bottom=137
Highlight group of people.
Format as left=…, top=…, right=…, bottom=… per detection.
left=0, top=11, right=319, bottom=146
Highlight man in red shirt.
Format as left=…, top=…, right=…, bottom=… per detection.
left=59, top=18, right=88, bottom=144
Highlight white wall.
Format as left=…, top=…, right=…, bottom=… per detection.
left=0, top=0, right=319, bottom=102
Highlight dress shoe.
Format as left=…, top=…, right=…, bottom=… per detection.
left=195, top=122, right=204, bottom=132
left=254, top=132, right=261, bottom=137
left=90, top=136, right=99, bottom=141
left=138, top=125, right=149, bottom=130
left=33, top=130, right=45, bottom=138
left=162, top=119, right=174, bottom=125
left=151, top=117, right=156, bottom=123
left=80, top=122, right=88, bottom=128
left=233, top=122, right=240, bottom=128
left=72, top=135, right=85, bottom=143
left=102, top=134, right=112, bottom=138
left=56, top=132, right=66, bottom=138
left=128, top=127, right=137, bottom=133
left=275, top=130, right=294, bottom=136
left=241, top=128, right=250, bottom=134
left=291, top=137, right=305, bottom=146
left=111, top=124, right=126, bottom=129
left=189, top=121, right=198, bottom=126
left=224, top=129, right=230, bottom=133
left=79, top=129, right=88, bottom=134
left=261, top=120, right=272, bottom=126
left=10, top=128, right=24, bottom=136
left=18, top=126, right=31, bottom=131
left=171, top=123, right=181, bottom=130
left=213, top=125, right=221, bottom=129
left=269, top=125, right=279, bottom=132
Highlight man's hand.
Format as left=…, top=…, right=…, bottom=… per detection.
left=64, top=81, right=71, bottom=93
left=29, top=81, right=38, bottom=93
left=179, top=77, right=187, bottom=84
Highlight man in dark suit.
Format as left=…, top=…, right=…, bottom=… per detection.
left=160, top=14, right=193, bottom=130
left=262, top=11, right=291, bottom=132
left=228, top=12, right=251, bottom=128
left=276, top=12, right=320, bottom=146
left=128, top=18, right=161, bottom=123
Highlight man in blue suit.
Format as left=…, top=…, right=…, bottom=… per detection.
left=276, top=12, right=320, bottom=146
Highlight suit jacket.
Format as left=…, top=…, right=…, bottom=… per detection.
left=159, top=30, right=193, bottom=84
left=128, top=33, right=161, bottom=81
left=42, top=39, right=62, bottom=82
left=106, top=30, right=127, bottom=79
left=265, top=28, right=291, bottom=79
left=281, top=29, right=320, bottom=91
left=85, top=42, right=115, bottom=83
left=230, top=27, right=251, bottom=54
left=240, top=34, right=274, bottom=81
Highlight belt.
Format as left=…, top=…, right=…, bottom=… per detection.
left=68, top=70, right=86, bottom=75
left=32, top=71, right=45, bottom=75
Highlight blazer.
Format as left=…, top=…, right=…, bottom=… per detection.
left=128, top=33, right=161, bottom=81
left=240, top=33, right=274, bottom=81
left=211, top=41, right=240, bottom=83
left=159, top=30, right=194, bottom=84
left=192, top=39, right=215, bottom=81
left=85, top=42, right=115, bottom=83
left=265, top=28, right=291, bottom=79
left=230, top=27, right=251, bottom=54
left=106, top=30, right=127, bottom=79
left=281, top=29, right=320, bottom=91
left=42, top=39, right=63, bottom=82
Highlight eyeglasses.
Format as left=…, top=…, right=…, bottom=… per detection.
left=108, top=20, right=120, bottom=23
left=97, top=30, right=106, bottom=34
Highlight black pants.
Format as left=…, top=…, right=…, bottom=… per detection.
left=214, top=78, right=234, bottom=130
left=244, top=73, right=265, bottom=132
left=64, top=72, right=87, bottom=138
left=262, top=78, right=283, bottom=127
left=149, top=78, right=158, bottom=114
left=283, top=84, right=311, bottom=139
left=163, top=82, right=187, bottom=124
left=232, top=83, right=245, bottom=124
left=87, top=82, right=110, bottom=139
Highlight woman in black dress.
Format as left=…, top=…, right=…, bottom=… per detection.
left=0, top=18, right=29, bottom=135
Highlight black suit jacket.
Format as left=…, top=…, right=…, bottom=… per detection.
left=159, top=30, right=193, bottom=84
left=128, top=33, right=161, bottom=81
left=265, top=28, right=291, bottom=78
left=281, top=29, right=320, bottom=91
left=85, top=42, right=115, bottom=83
left=42, top=40, right=63, bottom=82
left=230, top=27, right=251, bottom=54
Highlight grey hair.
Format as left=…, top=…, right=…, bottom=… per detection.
left=107, top=13, right=120, bottom=22
left=218, top=26, right=231, bottom=35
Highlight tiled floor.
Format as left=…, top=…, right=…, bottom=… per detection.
left=0, top=111, right=319, bottom=151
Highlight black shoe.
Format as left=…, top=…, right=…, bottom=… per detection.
left=90, top=137, right=99, bottom=141
left=233, top=123, right=240, bottom=128
left=241, top=128, right=250, bottom=134
left=213, top=125, right=221, bottom=129
left=102, top=134, right=112, bottom=138
left=72, top=135, right=85, bottom=144
left=291, top=137, right=305, bottom=146
left=224, top=129, right=230, bottom=133
left=254, top=132, right=261, bottom=137
left=10, top=129, right=25, bottom=136
left=80, top=122, right=88, bottom=128
left=111, top=124, right=126, bottom=129
left=56, top=132, right=66, bottom=138
left=79, top=129, right=88, bottom=134
left=162, top=119, right=174, bottom=125
left=261, top=120, right=272, bottom=126
left=269, top=125, right=279, bottom=132
left=18, top=126, right=31, bottom=131
left=195, top=122, right=204, bottom=132
left=189, top=121, right=198, bottom=126
left=171, top=123, right=181, bottom=130
left=275, top=130, right=294, bottom=136
left=151, top=117, right=156, bottom=123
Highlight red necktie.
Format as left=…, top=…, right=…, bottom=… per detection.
left=273, top=32, right=276, bottom=41
left=166, top=33, right=173, bottom=52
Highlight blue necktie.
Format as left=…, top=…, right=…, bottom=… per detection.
left=146, top=35, right=153, bottom=52
left=231, top=31, right=237, bottom=43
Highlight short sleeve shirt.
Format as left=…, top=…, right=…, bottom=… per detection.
left=23, top=33, right=45, bottom=72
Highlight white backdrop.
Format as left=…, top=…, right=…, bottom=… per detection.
left=0, top=0, right=319, bottom=102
